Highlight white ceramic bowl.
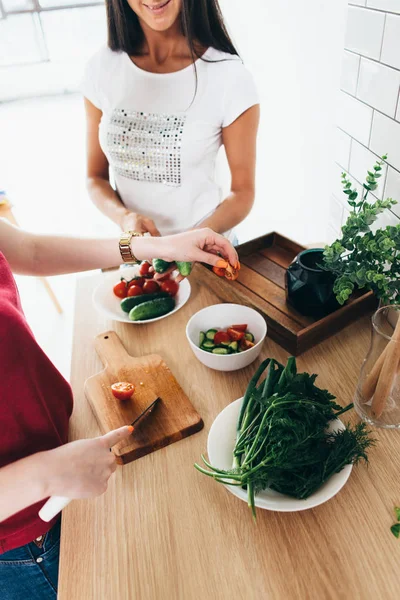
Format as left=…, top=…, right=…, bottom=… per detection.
left=186, top=303, right=267, bottom=371
left=93, top=266, right=191, bottom=324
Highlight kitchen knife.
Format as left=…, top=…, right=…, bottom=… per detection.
left=38, top=398, right=161, bottom=522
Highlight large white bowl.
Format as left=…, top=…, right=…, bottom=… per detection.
left=93, top=266, right=191, bottom=324
left=186, top=304, right=267, bottom=371
left=207, top=397, right=353, bottom=512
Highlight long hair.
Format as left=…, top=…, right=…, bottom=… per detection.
left=106, top=0, right=238, bottom=59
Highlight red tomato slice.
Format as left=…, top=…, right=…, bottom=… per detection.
left=139, top=262, right=150, bottom=276
left=240, top=338, right=255, bottom=351
left=160, top=279, right=179, bottom=297
left=127, top=285, right=143, bottom=297
left=214, top=331, right=231, bottom=345
left=227, top=328, right=245, bottom=341
left=113, top=280, right=128, bottom=299
left=231, top=324, right=248, bottom=332
left=143, top=280, right=160, bottom=294
left=111, top=382, right=135, bottom=401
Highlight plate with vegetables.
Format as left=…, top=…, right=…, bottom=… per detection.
left=93, top=261, right=191, bottom=324
left=196, top=357, right=373, bottom=515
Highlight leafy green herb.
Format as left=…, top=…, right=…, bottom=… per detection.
left=195, top=357, right=374, bottom=518
left=390, top=524, right=400, bottom=539
left=323, top=155, right=400, bottom=306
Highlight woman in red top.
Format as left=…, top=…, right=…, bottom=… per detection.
left=0, top=218, right=237, bottom=600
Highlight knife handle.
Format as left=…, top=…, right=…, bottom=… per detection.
left=39, top=496, right=71, bottom=522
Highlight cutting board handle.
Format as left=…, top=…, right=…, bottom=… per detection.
left=95, top=331, right=131, bottom=369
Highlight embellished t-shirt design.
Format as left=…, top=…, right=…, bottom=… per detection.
left=107, top=109, right=186, bottom=186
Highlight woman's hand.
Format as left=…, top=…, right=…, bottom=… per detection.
left=43, top=426, right=133, bottom=499
left=121, top=211, right=161, bottom=237
left=142, top=228, right=238, bottom=269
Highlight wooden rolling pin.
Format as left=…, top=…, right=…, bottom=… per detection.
left=370, top=317, right=400, bottom=419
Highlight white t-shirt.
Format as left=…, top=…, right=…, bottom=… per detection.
left=82, top=46, right=258, bottom=236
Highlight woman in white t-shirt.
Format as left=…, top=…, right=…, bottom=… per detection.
left=83, top=0, right=259, bottom=240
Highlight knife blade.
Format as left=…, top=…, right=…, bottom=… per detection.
left=131, top=397, right=160, bottom=429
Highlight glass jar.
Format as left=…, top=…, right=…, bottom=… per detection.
left=354, top=304, right=400, bottom=428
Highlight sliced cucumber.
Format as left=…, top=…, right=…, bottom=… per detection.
left=212, top=347, right=231, bottom=355
left=205, top=329, right=218, bottom=341
left=245, top=332, right=255, bottom=342
left=199, top=332, right=206, bottom=346
left=220, top=339, right=231, bottom=347
left=202, top=340, right=215, bottom=350
left=229, top=341, right=238, bottom=352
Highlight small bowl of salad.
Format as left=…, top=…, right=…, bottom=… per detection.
left=186, top=304, right=267, bottom=371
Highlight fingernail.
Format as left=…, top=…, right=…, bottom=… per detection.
left=128, top=426, right=134, bottom=433
left=216, top=259, right=228, bottom=268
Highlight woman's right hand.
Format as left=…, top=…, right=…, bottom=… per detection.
left=43, top=426, right=133, bottom=499
left=121, top=210, right=161, bottom=237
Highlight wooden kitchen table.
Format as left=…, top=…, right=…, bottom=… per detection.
left=59, top=269, right=400, bottom=600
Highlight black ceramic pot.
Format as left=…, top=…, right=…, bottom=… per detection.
left=286, top=249, right=340, bottom=318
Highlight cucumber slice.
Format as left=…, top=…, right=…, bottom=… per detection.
left=199, top=332, right=206, bottom=346
left=206, top=329, right=218, bottom=341
left=245, top=332, right=255, bottom=342
left=212, top=347, right=231, bottom=355
left=229, top=341, right=238, bottom=352
left=202, top=340, right=215, bottom=349
left=220, top=339, right=231, bottom=347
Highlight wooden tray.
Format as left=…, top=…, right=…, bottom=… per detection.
left=85, top=331, right=203, bottom=464
left=195, top=232, right=377, bottom=355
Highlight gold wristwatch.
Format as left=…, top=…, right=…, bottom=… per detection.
left=119, top=230, right=142, bottom=264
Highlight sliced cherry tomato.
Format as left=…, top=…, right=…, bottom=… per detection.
left=231, top=324, right=248, bottom=332
left=214, top=331, right=231, bottom=346
left=240, top=338, right=255, bottom=351
left=111, top=382, right=135, bottom=401
left=113, top=280, right=128, bottom=299
left=160, top=279, right=179, bottom=297
left=128, top=276, right=144, bottom=288
left=227, top=328, right=245, bottom=341
left=224, top=265, right=239, bottom=281
left=143, top=280, right=160, bottom=294
left=212, top=266, right=226, bottom=277
left=127, top=285, right=143, bottom=297
left=139, top=262, right=150, bottom=276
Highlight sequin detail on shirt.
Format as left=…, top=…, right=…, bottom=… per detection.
left=107, top=109, right=186, bottom=186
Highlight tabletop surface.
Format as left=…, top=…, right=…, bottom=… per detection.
left=58, top=268, right=400, bottom=600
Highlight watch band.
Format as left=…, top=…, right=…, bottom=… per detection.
left=119, top=231, right=142, bottom=264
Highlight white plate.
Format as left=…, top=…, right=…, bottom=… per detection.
left=92, top=266, right=191, bottom=324
left=207, top=397, right=353, bottom=512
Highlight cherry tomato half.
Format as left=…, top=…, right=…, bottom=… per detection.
left=111, top=382, right=135, bottom=401
left=127, top=285, right=143, bottom=297
left=160, top=279, right=179, bottom=297
left=240, top=338, right=255, bottom=351
left=224, top=265, right=239, bottom=281
left=214, top=331, right=231, bottom=346
left=227, top=328, right=245, bottom=341
left=128, top=276, right=144, bottom=288
left=231, top=324, right=248, bottom=332
left=143, top=280, right=160, bottom=294
left=139, top=262, right=150, bottom=276
left=113, top=280, right=128, bottom=299
left=212, top=266, right=226, bottom=277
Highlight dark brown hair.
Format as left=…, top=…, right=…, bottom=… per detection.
left=106, top=0, right=238, bottom=59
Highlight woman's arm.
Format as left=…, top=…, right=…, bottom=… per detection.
left=0, top=219, right=238, bottom=277
left=85, top=99, right=161, bottom=236
left=198, top=105, right=260, bottom=234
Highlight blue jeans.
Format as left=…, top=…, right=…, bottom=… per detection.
left=0, top=518, right=60, bottom=600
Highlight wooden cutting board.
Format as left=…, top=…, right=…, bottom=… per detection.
left=84, top=330, right=203, bottom=464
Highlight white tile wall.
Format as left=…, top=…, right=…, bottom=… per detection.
left=381, top=14, right=400, bottom=70
left=330, top=194, right=345, bottom=230
left=357, top=58, right=400, bottom=116
left=341, top=51, right=360, bottom=94
left=367, top=0, right=400, bottom=12
left=345, top=6, right=386, bottom=59
left=350, top=1, right=366, bottom=6
left=370, top=111, right=400, bottom=170
left=337, top=91, right=373, bottom=144
left=335, top=128, right=352, bottom=169
left=349, top=139, right=387, bottom=198
left=396, top=96, right=400, bottom=121
left=385, top=167, right=400, bottom=217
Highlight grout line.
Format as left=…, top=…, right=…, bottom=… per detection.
left=344, top=48, right=400, bottom=75
left=355, top=54, right=362, bottom=97
left=395, top=87, right=400, bottom=120
left=341, top=89, right=400, bottom=127
left=337, top=126, right=400, bottom=175
left=379, top=13, right=387, bottom=62
left=368, top=109, right=374, bottom=147
left=348, top=4, right=400, bottom=17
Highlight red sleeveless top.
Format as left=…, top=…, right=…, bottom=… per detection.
left=0, top=253, right=73, bottom=553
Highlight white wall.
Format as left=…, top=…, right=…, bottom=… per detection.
left=330, top=2, right=400, bottom=242
left=219, top=0, right=349, bottom=245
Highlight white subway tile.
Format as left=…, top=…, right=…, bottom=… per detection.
left=330, top=195, right=344, bottom=230
left=350, top=1, right=366, bottom=6
left=337, top=91, right=373, bottom=145
left=335, top=128, right=352, bottom=170
left=385, top=167, right=400, bottom=217
left=370, top=111, right=400, bottom=171
left=357, top=58, right=400, bottom=117
left=341, top=51, right=360, bottom=95
left=381, top=14, right=400, bottom=70
left=327, top=225, right=341, bottom=244
left=342, top=205, right=351, bottom=227
left=345, top=7, right=386, bottom=59
left=367, top=0, right=400, bottom=13
left=350, top=140, right=387, bottom=199
left=371, top=208, right=399, bottom=231
left=396, top=95, right=400, bottom=121
left=332, top=163, right=363, bottom=209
